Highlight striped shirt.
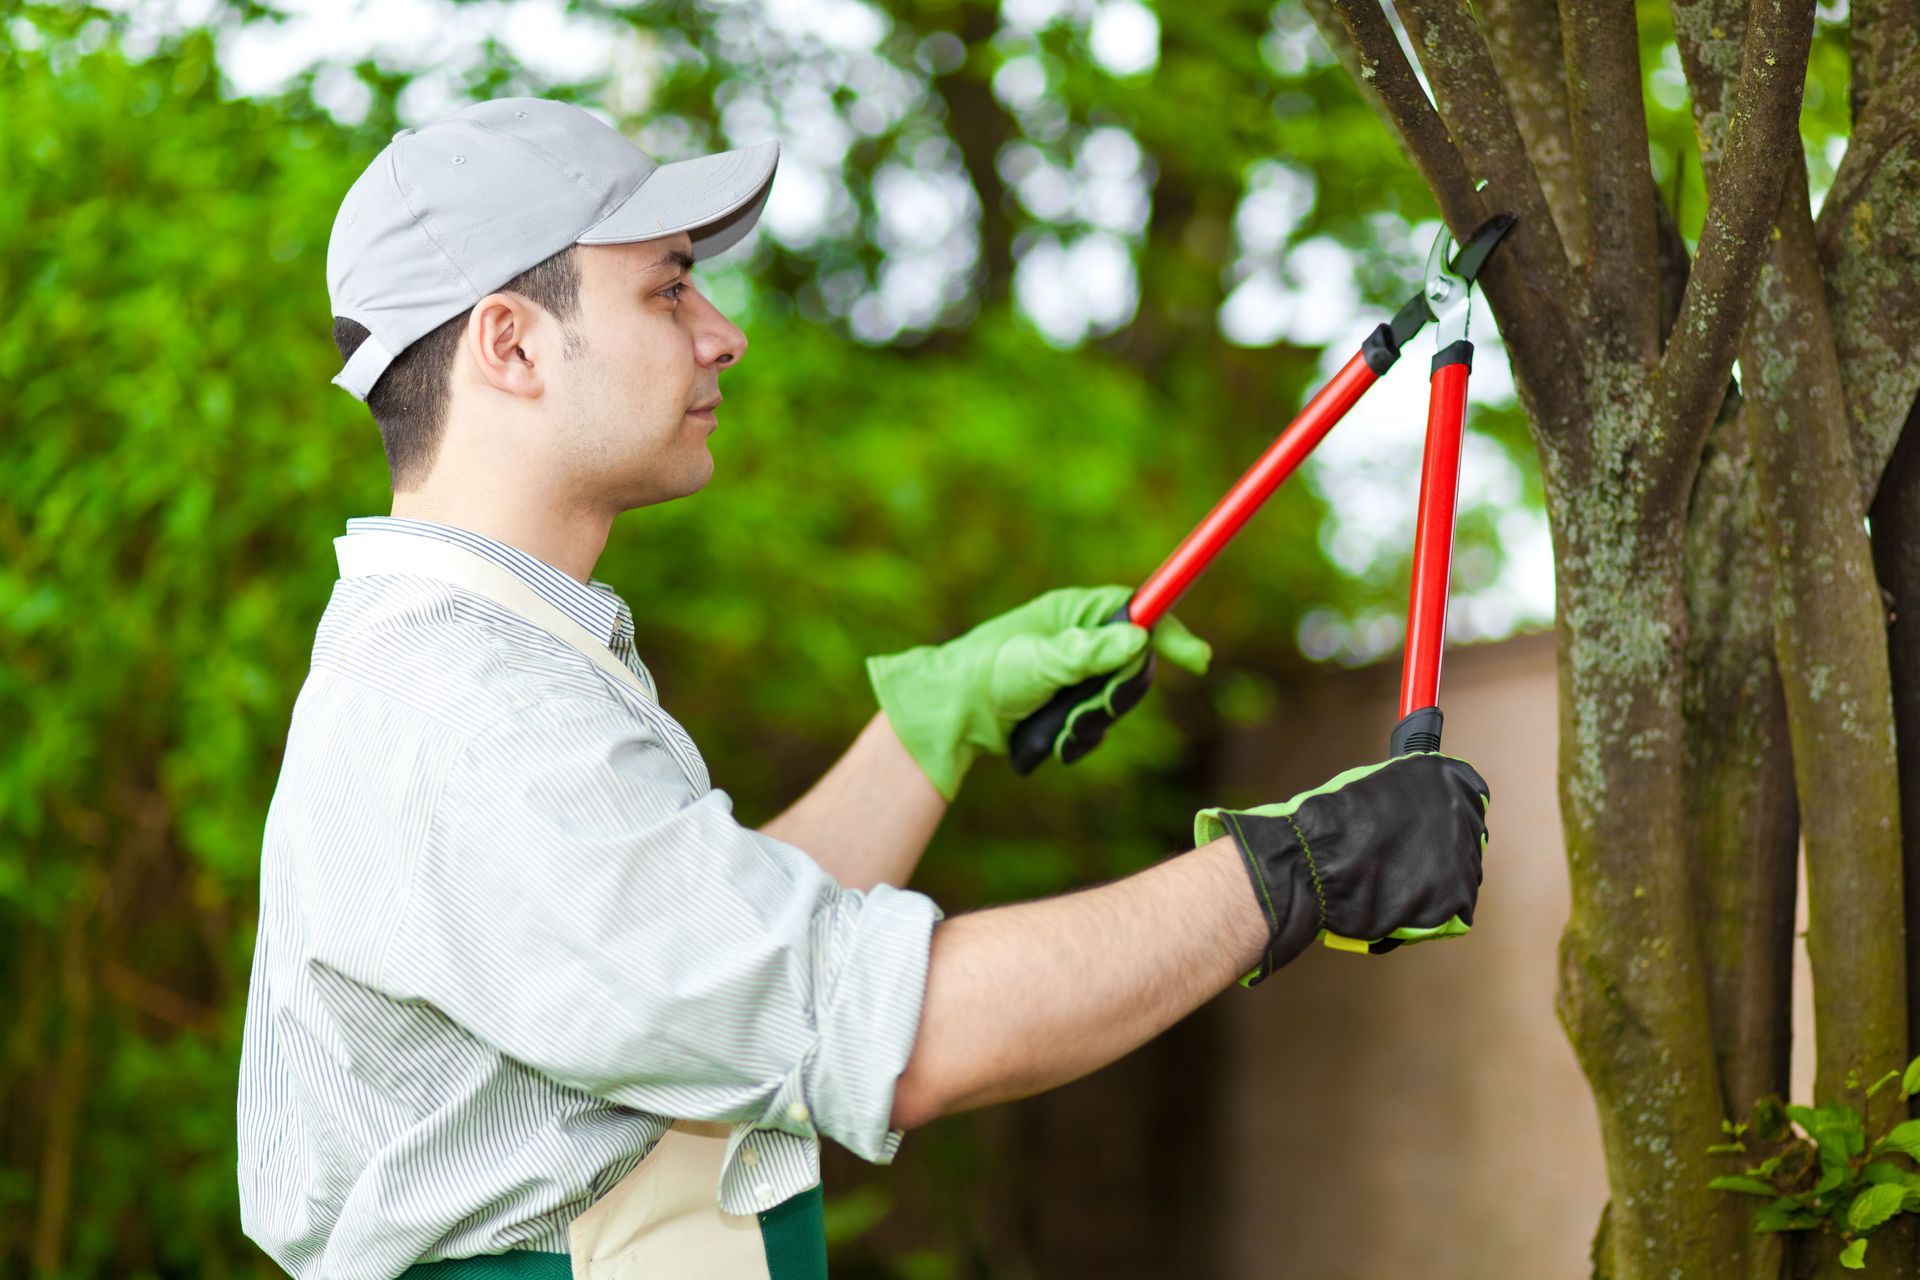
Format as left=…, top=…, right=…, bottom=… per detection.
left=238, top=517, right=941, bottom=1279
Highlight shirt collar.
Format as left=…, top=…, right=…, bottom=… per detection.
left=344, top=516, right=627, bottom=646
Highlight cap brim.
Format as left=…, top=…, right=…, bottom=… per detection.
left=576, top=140, right=779, bottom=260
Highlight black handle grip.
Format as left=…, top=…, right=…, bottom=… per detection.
left=1008, top=603, right=1139, bottom=776
left=1365, top=705, right=1447, bottom=955
left=1009, top=672, right=1115, bottom=775
left=1389, top=705, right=1444, bottom=757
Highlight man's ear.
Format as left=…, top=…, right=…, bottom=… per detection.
left=465, top=293, right=548, bottom=399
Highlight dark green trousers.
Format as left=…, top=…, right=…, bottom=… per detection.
left=398, top=1183, right=826, bottom=1280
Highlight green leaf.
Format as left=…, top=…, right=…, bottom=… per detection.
left=1850, top=1183, right=1907, bottom=1231
left=1749, top=1155, right=1785, bottom=1178
left=1834, top=1107, right=1870, bottom=1156
left=1754, top=1197, right=1823, bottom=1232
left=1723, top=1118, right=1750, bottom=1136
left=1877, top=1120, right=1920, bottom=1160
left=1790, top=1101, right=1866, bottom=1154
left=1707, top=1142, right=1748, bottom=1155
left=1712, top=1175, right=1781, bottom=1197
left=1840, top=1239, right=1868, bottom=1269
left=1903, top=1055, right=1920, bottom=1097
left=1857, top=1161, right=1920, bottom=1187
left=1814, top=1157, right=1851, bottom=1198
left=1867, top=1070, right=1902, bottom=1098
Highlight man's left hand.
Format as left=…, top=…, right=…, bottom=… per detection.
left=867, top=585, right=1211, bottom=801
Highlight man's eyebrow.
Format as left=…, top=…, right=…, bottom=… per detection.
left=650, top=248, right=695, bottom=274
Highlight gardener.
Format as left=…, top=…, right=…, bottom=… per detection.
left=238, top=97, right=1490, bottom=1280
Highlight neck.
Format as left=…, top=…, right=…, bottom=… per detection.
left=389, top=482, right=613, bottom=584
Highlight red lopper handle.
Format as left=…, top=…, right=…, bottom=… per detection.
left=1398, top=347, right=1471, bottom=723
left=1129, top=350, right=1381, bottom=628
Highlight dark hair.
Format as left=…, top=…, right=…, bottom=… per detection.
left=332, top=246, right=585, bottom=490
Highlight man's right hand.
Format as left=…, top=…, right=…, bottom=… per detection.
left=1196, top=754, right=1489, bottom=983
left=890, top=754, right=1485, bottom=1130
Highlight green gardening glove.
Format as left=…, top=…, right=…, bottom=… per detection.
left=869, top=585, right=1212, bottom=801
left=1195, top=753, right=1489, bottom=983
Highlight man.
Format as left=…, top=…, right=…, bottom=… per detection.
left=239, top=97, right=1489, bottom=1280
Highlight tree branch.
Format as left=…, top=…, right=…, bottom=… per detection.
left=1559, top=0, right=1662, bottom=364
left=1312, top=0, right=1485, bottom=218
left=1849, top=0, right=1920, bottom=123
left=1648, top=0, right=1815, bottom=515
left=1817, top=45, right=1920, bottom=504
left=1681, top=388, right=1799, bottom=1138
left=1476, top=0, right=1584, bottom=259
left=1669, top=0, right=1747, bottom=177
left=1320, top=0, right=1594, bottom=485
left=1743, top=165, right=1908, bottom=1127
left=1393, top=0, right=1588, bottom=311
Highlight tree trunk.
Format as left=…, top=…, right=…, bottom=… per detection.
left=1682, top=395, right=1798, bottom=1149
left=1282, top=0, right=1920, bottom=1265
left=1555, top=497, right=1751, bottom=1276
left=1740, top=166, right=1907, bottom=1116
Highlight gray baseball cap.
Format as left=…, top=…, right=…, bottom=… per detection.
left=327, top=96, right=778, bottom=401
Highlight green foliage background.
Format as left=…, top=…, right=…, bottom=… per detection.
left=7, top=0, right=1858, bottom=1272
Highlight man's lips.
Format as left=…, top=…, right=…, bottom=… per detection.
left=688, top=395, right=722, bottom=414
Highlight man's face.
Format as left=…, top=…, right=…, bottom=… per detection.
left=545, top=235, right=747, bottom=511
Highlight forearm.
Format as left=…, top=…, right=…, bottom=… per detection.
left=759, top=711, right=947, bottom=891
left=890, top=836, right=1267, bottom=1129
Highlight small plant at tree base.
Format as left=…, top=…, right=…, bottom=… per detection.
left=1709, top=1056, right=1920, bottom=1268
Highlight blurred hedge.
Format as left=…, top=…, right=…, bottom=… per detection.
left=0, top=6, right=1496, bottom=1275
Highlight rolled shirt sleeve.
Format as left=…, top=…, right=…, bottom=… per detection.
left=364, top=696, right=940, bottom=1166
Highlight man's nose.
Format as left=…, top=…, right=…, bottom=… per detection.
left=697, top=300, right=747, bottom=369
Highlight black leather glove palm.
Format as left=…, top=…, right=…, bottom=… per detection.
left=1195, top=753, right=1489, bottom=983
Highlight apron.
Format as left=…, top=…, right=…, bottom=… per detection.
left=337, top=533, right=829, bottom=1280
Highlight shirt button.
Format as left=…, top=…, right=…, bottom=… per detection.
left=740, top=1147, right=760, bottom=1167
left=786, top=1103, right=810, bottom=1125
left=755, top=1183, right=774, bottom=1205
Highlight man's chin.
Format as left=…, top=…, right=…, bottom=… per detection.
left=613, top=450, right=713, bottom=512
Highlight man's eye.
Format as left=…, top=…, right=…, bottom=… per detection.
left=660, top=281, right=689, bottom=302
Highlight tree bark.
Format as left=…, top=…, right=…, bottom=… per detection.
left=1737, top=162, right=1912, bottom=1279
left=1815, top=49, right=1920, bottom=503
left=1682, top=394, right=1798, bottom=1145
left=1740, top=165, right=1907, bottom=1130
left=1555, top=490, right=1753, bottom=1278
left=1476, top=0, right=1583, bottom=259
left=1847, top=0, right=1920, bottom=123
left=1559, top=0, right=1662, bottom=365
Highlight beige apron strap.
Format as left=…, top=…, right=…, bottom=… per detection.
left=334, top=532, right=657, bottom=706
left=567, top=1121, right=772, bottom=1280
